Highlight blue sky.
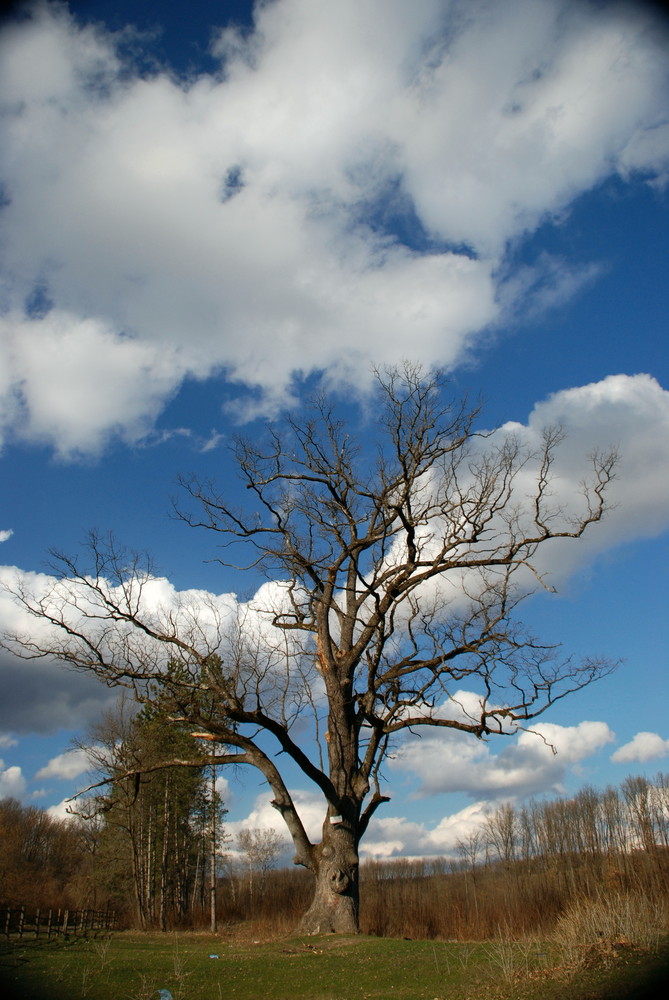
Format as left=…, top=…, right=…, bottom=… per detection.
left=1, top=0, right=669, bottom=859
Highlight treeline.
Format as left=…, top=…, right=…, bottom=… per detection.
left=3, top=770, right=669, bottom=938
left=0, top=798, right=94, bottom=911
left=215, top=773, right=669, bottom=940
left=360, top=774, right=669, bottom=939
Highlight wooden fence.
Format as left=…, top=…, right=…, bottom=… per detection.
left=2, top=906, right=117, bottom=940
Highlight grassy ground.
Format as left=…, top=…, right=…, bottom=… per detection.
left=1, top=930, right=668, bottom=1000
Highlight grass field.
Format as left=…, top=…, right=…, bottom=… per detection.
left=1, top=930, right=668, bottom=1000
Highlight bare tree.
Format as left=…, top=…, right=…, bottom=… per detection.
left=483, top=803, right=518, bottom=865
left=1, top=365, right=617, bottom=933
left=455, top=828, right=485, bottom=918
left=237, top=827, right=284, bottom=899
left=456, top=829, right=486, bottom=873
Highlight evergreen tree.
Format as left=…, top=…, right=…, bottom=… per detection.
left=77, top=695, right=228, bottom=929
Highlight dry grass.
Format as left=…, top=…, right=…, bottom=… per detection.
left=554, top=890, right=669, bottom=970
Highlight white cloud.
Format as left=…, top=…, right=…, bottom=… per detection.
left=1, top=311, right=182, bottom=457
left=612, top=731, right=669, bottom=764
left=0, top=733, right=18, bottom=748
left=518, top=721, right=616, bottom=763
left=361, top=801, right=490, bottom=859
left=0, top=560, right=321, bottom=737
left=215, top=773, right=230, bottom=801
left=618, top=121, right=669, bottom=187
left=227, top=787, right=322, bottom=847
left=225, top=788, right=322, bottom=866
left=0, top=759, right=27, bottom=799
left=0, top=530, right=13, bottom=544
left=3, top=374, right=669, bottom=743
left=225, top=787, right=491, bottom=861
left=46, top=797, right=78, bottom=822
left=391, top=708, right=614, bottom=800
left=34, top=747, right=90, bottom=781
left=0, top=363, right=666, bottom=772
left=0, top=1, right=667, bottom=452
left=467, top=374, right=669, bottom=591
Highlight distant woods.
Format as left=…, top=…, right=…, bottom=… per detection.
left=3, top=771, right=669, bottom=938
left=362, top=774, right=669, bottom=940
left=0, top=797, right=91, bottom=913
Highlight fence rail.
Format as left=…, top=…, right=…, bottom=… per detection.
left=2, top=906, right=117, bottom=940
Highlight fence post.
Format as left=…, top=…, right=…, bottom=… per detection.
left=62, top=910, right=69, bottom=939
left=18, top=906, right=25, bottom=940
left=35, top=908, right=41, bottom=939
left=47, top=909, right=53, bottom=940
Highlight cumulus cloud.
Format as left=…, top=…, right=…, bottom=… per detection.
left=361, top=802, right=491, bottom=859
left=0, top=555, right=328, bottom=741
left=230, top=795, right=497, bottom=861
left=612, top=731, right=669, bottom=763
left=0, top=530, right=13, bottom=543
left=215, top=773, right=230, bottom=801
left=0, top=0, right=667, bottom=452
left=34, top=747, right=90, bottom=781
left=521, top=374, right=669, bottom=538
left=225, top=788, right=322, bottom=866
left=365, top=372, right=669, bottom=632
left=229, top=787, right=527, bottom=859
left=0, top=565, right=120, bottom=733
left=46, top=797, right=78, bottom=821
left=0, top=759, right=26, bottom=799
left=477, top=373, right=669, bottom=589
left=1, top=311, right=183, bottom=455
left=227, top=787, right=322, bottom=847
left=391, top=704, right=615, bottom=800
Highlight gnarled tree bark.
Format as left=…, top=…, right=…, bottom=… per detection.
left=299, top=823, right=360, bottom=935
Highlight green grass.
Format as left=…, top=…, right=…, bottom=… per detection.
left=1, top=931, right=668, bottom=1000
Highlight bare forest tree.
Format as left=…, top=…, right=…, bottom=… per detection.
left=237, top=827, right=284, bottom=900
left=0, top=798, right=90, bottom=910
left=483, top=803, right=519, bottom=865
left=1, top=365, right=618, bottom=933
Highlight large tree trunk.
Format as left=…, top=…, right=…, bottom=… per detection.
left=299, top=825, right=359, bottom=935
